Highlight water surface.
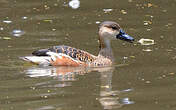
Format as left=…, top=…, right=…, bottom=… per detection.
left=0, top=0, right=176, bottom=110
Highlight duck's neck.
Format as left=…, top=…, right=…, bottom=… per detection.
left=98, top=37, right=114, bottom=60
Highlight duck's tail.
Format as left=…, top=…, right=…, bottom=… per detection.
left=20, top=56, right=51, bottom=66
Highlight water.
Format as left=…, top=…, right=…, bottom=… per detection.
left=0, top=0, right=176, bottom=110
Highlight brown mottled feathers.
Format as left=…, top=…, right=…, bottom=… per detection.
left=32, top=45, right=96, bottom=63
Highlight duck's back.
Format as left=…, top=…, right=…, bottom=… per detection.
left=27, top=45, right=96, bottom=66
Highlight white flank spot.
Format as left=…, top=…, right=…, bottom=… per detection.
left=21, top=56, right=51, bottom=65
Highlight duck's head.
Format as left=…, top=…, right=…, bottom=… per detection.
left=99, top=21, right=134, bottom=43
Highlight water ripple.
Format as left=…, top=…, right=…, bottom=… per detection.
left=11, top=29, right=25, bottom=37
left=120, top=98, right=135, bottom=105
left=3, top=20, right=12, bottom=24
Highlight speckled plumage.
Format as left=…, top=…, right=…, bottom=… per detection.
left=32, top=45, right=97, bottom=66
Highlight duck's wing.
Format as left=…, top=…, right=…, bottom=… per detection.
left=28, top=45, right=96, bottom=66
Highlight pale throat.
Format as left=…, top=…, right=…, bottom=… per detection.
left=103, top=37, right=111, bottom=49
left=98, top=36, right=114, bottom=60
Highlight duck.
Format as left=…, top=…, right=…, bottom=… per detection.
left=21, top=21, right=134, bottom=67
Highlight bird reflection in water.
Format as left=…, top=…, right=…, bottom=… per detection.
left=99, top=67, right=134, bottom=109
left=25, top=66, right=134, bottom=109
left=25, top=66, right=90, bottom=81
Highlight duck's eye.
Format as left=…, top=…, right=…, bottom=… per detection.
left=111, top=26, right=117, bottom=30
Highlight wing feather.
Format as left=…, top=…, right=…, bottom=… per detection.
left=32, top=45, right=96, bottom=63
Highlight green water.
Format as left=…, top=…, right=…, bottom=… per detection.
left=0, top=0, right=176, bottom=109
